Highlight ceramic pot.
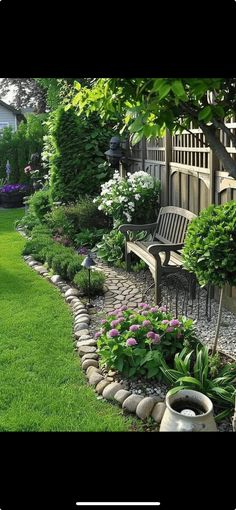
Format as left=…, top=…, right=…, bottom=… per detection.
left=160, top=389, right=218, bottom=432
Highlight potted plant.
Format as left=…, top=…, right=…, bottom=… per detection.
left=183, top=201, right=236, bottom=354
left=0, top=184, right=29, bottom=208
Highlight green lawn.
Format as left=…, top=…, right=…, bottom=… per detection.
left=0, top=209, right=131, bottom=431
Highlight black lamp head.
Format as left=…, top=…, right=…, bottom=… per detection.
left=81, top=254, right=96, bottom=269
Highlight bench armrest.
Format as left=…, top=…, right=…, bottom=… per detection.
left=119, top=222, right=157, bottom=234
left=147, top=243, right=184, bottom=255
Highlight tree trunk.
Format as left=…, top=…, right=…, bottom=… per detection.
left=212, top=287, right=224, bottom=355
left=199, top=122, right=236, bottom=179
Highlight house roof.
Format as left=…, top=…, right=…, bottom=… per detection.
left=0, top=99, right=23, bottom=116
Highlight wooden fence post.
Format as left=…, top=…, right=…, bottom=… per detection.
left=164, top=129, right=172, bottom=205
left=209, top=140, right=219, bottom=205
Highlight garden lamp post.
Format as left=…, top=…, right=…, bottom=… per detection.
left=81, top=254, right=96, bottom=307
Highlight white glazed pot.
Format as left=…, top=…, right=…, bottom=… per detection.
left=160, top=389, right=218, bottom=432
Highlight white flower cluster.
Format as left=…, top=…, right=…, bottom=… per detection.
left=94, top=170, right=159, bottom=224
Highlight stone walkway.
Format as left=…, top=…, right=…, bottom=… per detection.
left=95, top=260, right=143, bottom=312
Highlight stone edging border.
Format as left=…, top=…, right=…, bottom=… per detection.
left=22, top=253, right=166, bottom=426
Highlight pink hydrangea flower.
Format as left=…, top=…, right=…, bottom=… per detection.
left=152, top=334, right=161, bottom=344
left=143, top=320, right=152, bottom=327
left=139, top=302, right=148, bottom=308
left=120, top=305, right=127, bottom=311
left=118, top=317, right=124, bottom=323
left=101, top=319, right=107, bottom=324
left=126, top=338, right=137, bottom=346
left=166, top=326, right=174, bottom=333
left=169, top=319, right=180, bottom=327
left=147, top=331, right=156, bottom=340
left=95, top=332, right=101, bottom=339
left=111, top=319, right=120, bottom=327
left=159, top=306, right=167, bottom=312
left=129, top=324, right=140, bottom=332
left=150, top=306, right=158, bottom=313
left=116, top=312, right=123, bottom=318
left=108, top=329, right=119, bottom=337
left=162, top=320, right=169, bottom=325
left=141, top=311, right=148, bottom=316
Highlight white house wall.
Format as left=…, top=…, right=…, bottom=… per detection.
left=0, top=104, right=17, bottom=131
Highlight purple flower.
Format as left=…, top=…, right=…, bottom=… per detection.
left=159, top=306, right=167, bottom=312
left=166, top=327, right=174, bottom=333
left=162, top=320, right=169, bottom=325
left=117, top=317, right=124, bottom=323
left=169, top=319, right=180, bottom=327
left=95, top=332, right=101, bottom=339
left=152, top=334, right=161, bottom=344
left=111, top=319, right=120, bottom=328
left=100, top=319, right=107, bottom=324
left=108, top=329, right=119, bottom=337
left=0, top=183, right=27, bottom=193
left=126, top=338, right=137, bottom=346
left=116, top=312, right=123, bottom=318
left=143, top=320, right=152, bottom=327
left=147, top=331, right=156, bottom=340
left=129, top=324, right=140, bottom=332
left=150, top=306, right=158, bottom=313
left=141, top=310, right=148, bottom=316
left=120, top=305, right=127, bottom=311
left=139, top=302, right=148, bottom=308
left=108, top=311, right=116, bottom=316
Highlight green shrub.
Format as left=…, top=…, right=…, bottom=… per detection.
left=22, top=235, right=53, bottom=258
left=73, top=269, right=105, bottom=297
left=183, top=201, right=236, bottom=288
left=15, top=211, right=41, bottom=233
left=65, top=198, right=109, bottom=231
left=50, top=107, right=82, bottom=203
left=66, top=256, right=84, bottom=280
left=96, top=303, right=198, bottom=378
left=28, top=189, right=53, bottom=222
left=74, top=228, right=108, bottom=249
left=45, top=206, right=73, bottom=237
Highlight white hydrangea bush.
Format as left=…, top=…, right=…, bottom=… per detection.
left=93, top=171, right=161, bottom=226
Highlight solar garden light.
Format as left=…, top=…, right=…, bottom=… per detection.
left=81, top=254, right=96, bottom=307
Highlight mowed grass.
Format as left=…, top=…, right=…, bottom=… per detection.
left=0, top=209, right=131, bottom=431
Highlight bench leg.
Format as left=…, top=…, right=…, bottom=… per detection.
left=154, top=259, right=162, bottom=305
left=125, top=243, right=131, bottom=272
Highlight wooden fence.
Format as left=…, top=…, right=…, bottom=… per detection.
left=127, top=120, right=236, bottom=311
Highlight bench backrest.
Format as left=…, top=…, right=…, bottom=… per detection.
left=153, top=206, right=197, bottom=244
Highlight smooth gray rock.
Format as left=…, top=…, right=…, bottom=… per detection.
left=76, top=339, right=97, bottom=348
left=75, top=329, right=89, bottom=339
left=89, top=372, right=104, bottom=386
left=81, top=353, right=99, bottom=362
left=65, top=288, right=80, bottom=298
left=102, top=382, right=123, bottom=400
left=96, top=379, right=110, bottom=395
left=86, top=366, right=102, bottom=377
left=114, top=389, right=131, bottom=405
left=136, top=397, right=156, bottom=420
left=74, top=316, right=90, bottom=324
left=74, top=322, right=89, bottom=332
left=78, top=345, right=97, bottom=356
left=28, top=260, right=38, bottom=267
left=50, top=275, right=61, bottom=284
left=122, top=394, right=143, bottom=413
left=82, top=359, right=99, bottom=371
left=78, top=335, right=91, bottom=341
left=151, top=402, right=166, bottom=423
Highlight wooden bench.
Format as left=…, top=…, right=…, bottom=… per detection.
left=119, top=206, right=197, bottom=305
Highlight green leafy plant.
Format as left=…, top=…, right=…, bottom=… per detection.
left=73, top=269, right=105, bottom=297
left=160, top=345, right=236, bottom=420
left=28, top=189, right=52, bottom=222
left=15, top=211, right=41, bottom=233
left=74, top=228, right=108, bottom=249
left=96, top=229, right=125, bottom=264
left=183, top=201, right=236, bottom=353
left=96, top=303, right=198, bottom=378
